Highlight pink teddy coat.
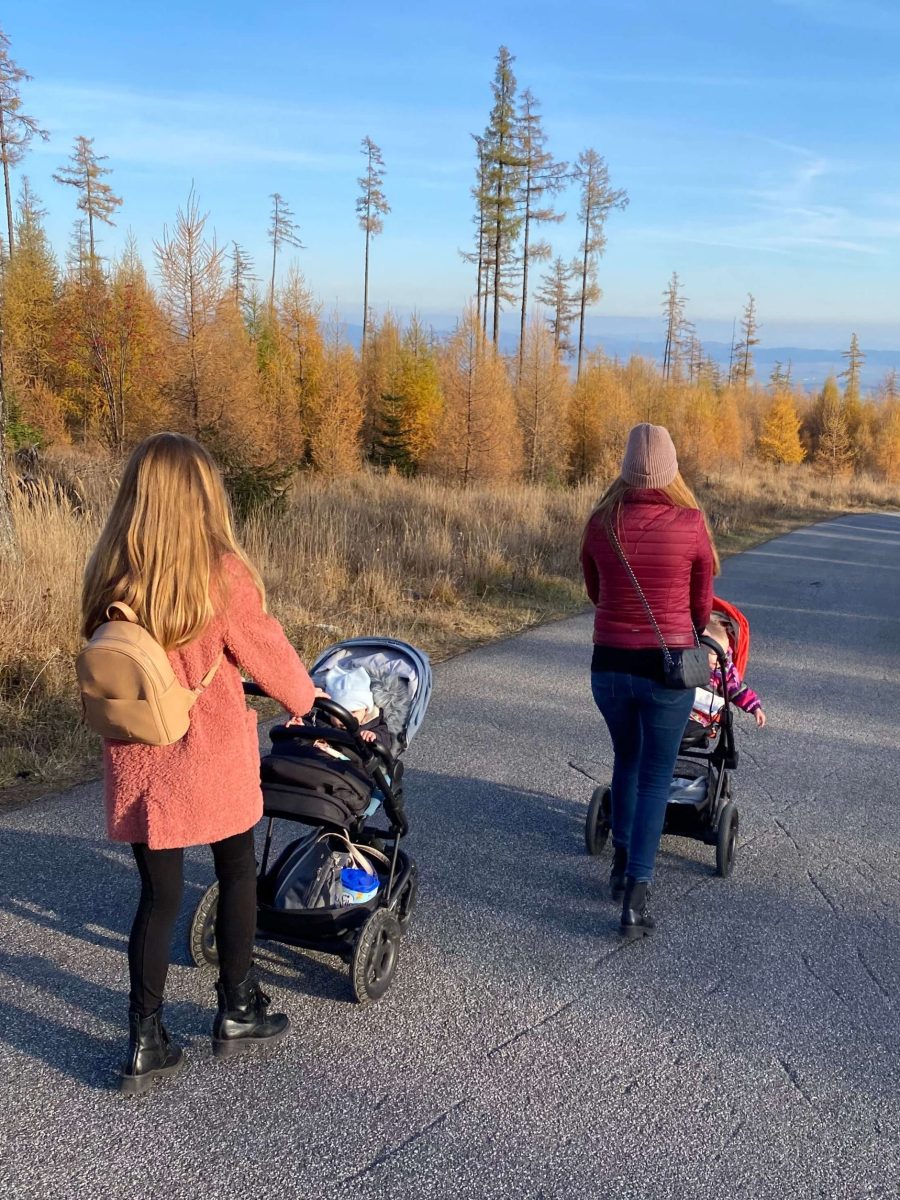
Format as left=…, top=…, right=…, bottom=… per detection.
left=103, top=555, right=316, bottom=850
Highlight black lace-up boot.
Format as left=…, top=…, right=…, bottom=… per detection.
left=620, top=878, right=655, bottom=940
left=120, top=1009, right=184, bottom=1095
left=212, top=967, right=290, bottom=1058
left=609, top=846, right=628, bottom=901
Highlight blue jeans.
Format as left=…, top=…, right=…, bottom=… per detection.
left=591, top=671, right=695, bottom=883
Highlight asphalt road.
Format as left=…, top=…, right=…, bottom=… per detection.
left=1, top=513, right=899, bottom=1200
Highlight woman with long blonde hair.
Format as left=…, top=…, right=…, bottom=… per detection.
left=581, top=423, right=718, bottom=938
left=82, top=433, right=317, bottom=1094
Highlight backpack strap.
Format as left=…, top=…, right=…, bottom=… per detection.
left=105, top=601, right=223, bottom=695
left=106, top=601, right=139, bottom=623
left=194, top=653, right=223, bottom=695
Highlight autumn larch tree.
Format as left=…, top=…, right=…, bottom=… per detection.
left=268, top=193, right=304, bottom=310
left=0, top=28, right=48, bottom=261
left=478, top=46, right=525, bottom=347
left=757, top=393, right=805, bottom=466
left=357, top=137, right=390, bottom=352
left=2, top=178, right=58, bottom=396
left=61, top=235, right=170, bottom=449
left=515, top=89, right=566, bottom=380
left=812, top=375, right=853, bottom=481
left=731, top=294, right=760, bottom=387
left=308, top=317, right=363, bottom=477
left=277, top=267, right=325, bottom=463
left=573, top=147, right=628, bottom=379
left=516, top=319, right=568, bottom=483
left=361, top=310, right=402, bottom=461
left=155, top=189, right=225, bottom=437
left=53, top=136, right=122, bottom=263
left=535, top=256, right=578, bottom=357
left=432, top=306, right=521, bottom=483
left=394, top=316, right=442, bottom=471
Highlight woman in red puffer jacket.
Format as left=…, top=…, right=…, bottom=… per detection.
left=581, top=423, right=719, bottom=939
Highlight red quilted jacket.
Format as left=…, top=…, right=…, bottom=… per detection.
left=581, top=491, right=715, bottom=649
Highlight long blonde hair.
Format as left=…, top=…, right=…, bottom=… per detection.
left=584, top=471, right=721, bottom=575
left=82, top=433, right=264, bottom=647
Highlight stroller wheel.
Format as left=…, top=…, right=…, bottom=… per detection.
left=585, top=786, right=612, bottom=856
left=189, top=882, right=220, bottom=968
left=716, top=803, right=739, bottom=878
left=351, top=909, right=401, bottom=1004
left=395, top=871, right=418, bottom=933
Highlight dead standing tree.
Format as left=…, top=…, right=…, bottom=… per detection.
left=0, top=28, right=48, bottom=261
left=155, top=188, right=225, bottom=437
left=516, top=89, right=566, bottom=381
left=573, top=148, right=628, bottom=380
left=268, top=193, right=304, bottom=311
left=54, top=135, right=122, bottom=264
left=356, top=136, right=390, bottom=352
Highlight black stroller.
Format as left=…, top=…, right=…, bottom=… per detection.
left=189, top=638, right=431, bottom=1003
left=584, top=597, right=747, bottom=878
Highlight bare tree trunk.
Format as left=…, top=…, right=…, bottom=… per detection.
left=0, top=322, right=17, bottom=554
left=576, top=212, right=590, bottom=381
left=492, top=194, right=502, bottom=348
left=85, top=169, right=95, bottom=263
left=482, top=265, right=489, bottom=341
left=362, top=223, right=370, bottom=350
left=0, top=109, right=13, bottom=260
left=518, top=172, right=532, bottom=383
left=475, top=216, right=484, bottom=329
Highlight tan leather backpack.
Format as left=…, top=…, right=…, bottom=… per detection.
left=76, top=602, right=222, bottom=746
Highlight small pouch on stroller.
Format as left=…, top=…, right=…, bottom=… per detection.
left=273, top=831, right=389, bottom=911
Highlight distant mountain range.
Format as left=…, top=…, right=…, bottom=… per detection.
left=576, top=337, right=899, bottom=392
left=342, top=320, right=899, bottom=393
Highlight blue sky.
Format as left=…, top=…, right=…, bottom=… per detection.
left=6, top=0, right=900, bottom=347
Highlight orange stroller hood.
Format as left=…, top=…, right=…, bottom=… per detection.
left=710, top=596, right=750, bottom=677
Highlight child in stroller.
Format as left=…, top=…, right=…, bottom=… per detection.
left=684, top=616, right=766, bottom=741
left=307, top=666, right=392, bottom=758
left=189, top=637, right=431, bottom=1004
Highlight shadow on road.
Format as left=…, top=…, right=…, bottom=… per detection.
left=0, top=757, right=897, bottom=1096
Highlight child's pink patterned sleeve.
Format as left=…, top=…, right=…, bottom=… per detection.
left=725, top=662, right=762, bottom=713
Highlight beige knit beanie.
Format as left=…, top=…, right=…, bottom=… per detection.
left=620, top=423, right=678, bottom=488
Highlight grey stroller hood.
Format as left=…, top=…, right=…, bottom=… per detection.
left=311, top=637, right=432, bottom=749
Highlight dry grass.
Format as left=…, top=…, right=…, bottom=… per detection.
left=1, top=460, right=897, bottom=798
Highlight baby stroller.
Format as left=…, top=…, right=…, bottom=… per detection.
left=584, top=597, right=748, bottom=878
left=189, top=638, right=431, bottom=1003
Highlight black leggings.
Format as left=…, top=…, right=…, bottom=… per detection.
left=128, top=829, right=257, bottom=1017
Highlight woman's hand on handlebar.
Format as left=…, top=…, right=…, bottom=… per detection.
left=284, top=687, right=330, bottom=727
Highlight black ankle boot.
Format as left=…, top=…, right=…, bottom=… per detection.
left=120, top=1009, right=184, bottom=1095
left=609, top=846, right=628, bottom=901
left=212, top=967, right=290, bottom=1058
left=620, top=878, right=655, bottom=940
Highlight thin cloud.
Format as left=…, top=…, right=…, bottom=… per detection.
left=631, top=140, right=898, bottom=258
left=28, top=82, right=457, bottom=175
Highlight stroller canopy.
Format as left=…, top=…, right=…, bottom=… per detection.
left=311, top=638, right=432, bottom=747
left=711, top=596, right=750, bottom=677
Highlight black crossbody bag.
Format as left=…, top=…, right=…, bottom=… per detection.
left=607, top=524, right=709, bottom=690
